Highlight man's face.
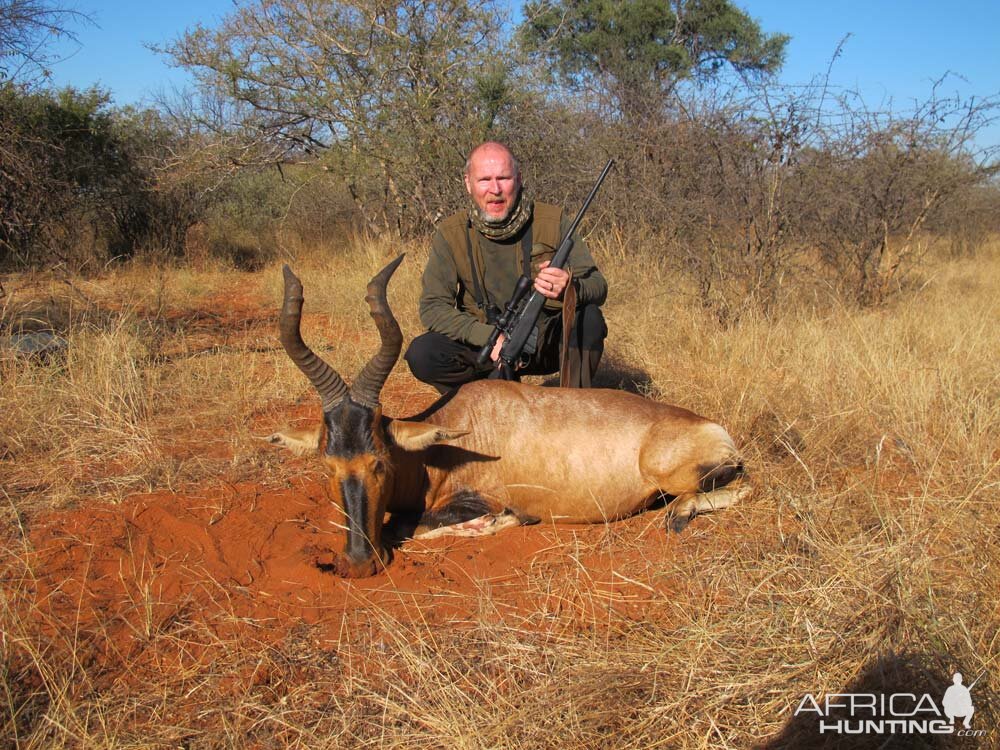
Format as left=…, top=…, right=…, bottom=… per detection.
left=464, top=146, right=521, bottom=221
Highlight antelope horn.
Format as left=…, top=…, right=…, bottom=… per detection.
left=350, top=255, right=405, bottom=408
left=279, top=265, right=348, bottom=411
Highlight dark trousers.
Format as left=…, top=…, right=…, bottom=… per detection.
left=405, top=304, right=606, bottom=393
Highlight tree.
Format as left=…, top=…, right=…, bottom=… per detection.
left=0, top=0, right=87, bottom=82
left=164, top=0, right=516, bottom=234
left=518, top=0, right=788, bottom=119
left=793, top=86, right=1000, bottom=305
left=0, top=85, right=182, bottom=268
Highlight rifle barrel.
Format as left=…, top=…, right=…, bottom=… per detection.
left=560, top=159, right=615, bottom=255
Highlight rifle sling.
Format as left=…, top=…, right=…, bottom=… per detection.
left=558, top=281, right=577, bottom=387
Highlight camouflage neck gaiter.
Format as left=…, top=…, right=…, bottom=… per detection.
left=469, top=188, right=534, bottom=241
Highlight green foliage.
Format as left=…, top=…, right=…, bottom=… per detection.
left=197, top=169, right=291, bottom=270
left=518, top=0, right=788, bottom=117
left=0, top=84, right=191, bottom=269
left=474, top=63, right=516, bottom=132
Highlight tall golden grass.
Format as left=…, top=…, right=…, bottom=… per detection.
left=1, top=234, right=997, bottom=747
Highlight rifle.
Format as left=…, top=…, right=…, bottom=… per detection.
left=476, top=158, right=614, bottom=372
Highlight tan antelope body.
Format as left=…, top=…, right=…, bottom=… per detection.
left=390, top=381, right=741, bottom=524
left=270, top=256, right=749, bottom=577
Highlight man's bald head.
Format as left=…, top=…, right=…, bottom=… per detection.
left=465, top=142, right=519, bottom=178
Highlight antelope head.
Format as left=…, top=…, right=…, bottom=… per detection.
left=269, top=256, right=466, bottom=578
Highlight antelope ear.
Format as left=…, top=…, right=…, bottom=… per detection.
left=387, top=420, right=469, bottom=452
left=261, top=424, right=323, bottom=456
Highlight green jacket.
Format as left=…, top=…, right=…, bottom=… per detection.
left=419, top=202, right=608, bottom=347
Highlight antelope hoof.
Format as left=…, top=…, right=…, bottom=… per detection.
left=667, top=511, right=696, bottom=534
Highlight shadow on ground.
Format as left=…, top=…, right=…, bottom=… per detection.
left=758, top=651, right=990, bottom=749
left=540, top=352, right=652, bottom=394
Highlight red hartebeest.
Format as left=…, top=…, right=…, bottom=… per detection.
left=267, top=256, right=749, bottom=577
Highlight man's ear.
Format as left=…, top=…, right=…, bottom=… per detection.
left=260, top=424, right=323, bottom=456
left=387, top=420, right=469, bottom=452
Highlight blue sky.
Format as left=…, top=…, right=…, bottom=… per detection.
left=46, top=0, right=1000, bottom=147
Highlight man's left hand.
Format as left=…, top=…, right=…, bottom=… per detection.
left=534, top=261, right=570, bottom=300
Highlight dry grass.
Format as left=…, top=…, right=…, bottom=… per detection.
left=1, top=234, right=998, bottom=748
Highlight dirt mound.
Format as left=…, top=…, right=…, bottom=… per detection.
left=23, top=475, right=704, bottom=684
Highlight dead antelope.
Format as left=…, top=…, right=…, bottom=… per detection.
left=268, top=256, right=749, bottom=577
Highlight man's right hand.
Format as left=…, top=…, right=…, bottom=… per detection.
left=490, top=333, right=506, bottom=363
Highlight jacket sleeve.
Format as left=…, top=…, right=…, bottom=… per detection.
left=563, top=215, right=608, bottom=306
left=418, top=230, right=495, bottom=347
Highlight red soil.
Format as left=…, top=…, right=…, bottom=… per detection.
left=26, top=431, right=703, bottom=641
left=22, top=448, right=717, bottom=698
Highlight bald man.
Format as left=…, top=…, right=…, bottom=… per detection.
left=405, top=142, right=607, bottom=393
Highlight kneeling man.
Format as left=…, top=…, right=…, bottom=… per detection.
left=405, top=141, right=608, bottom=393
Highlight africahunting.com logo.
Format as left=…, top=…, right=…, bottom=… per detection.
left=794, top=671, right=986, bottom=737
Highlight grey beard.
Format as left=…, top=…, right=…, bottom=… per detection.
left=474, top=205, right=512, bottom=225
left=469, top=189, right=533, bottom=241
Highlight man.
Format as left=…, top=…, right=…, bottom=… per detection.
left=405, top=142, right=607, bottom=393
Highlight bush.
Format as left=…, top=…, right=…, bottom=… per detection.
left=0, top=85, right=193, bottom=271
